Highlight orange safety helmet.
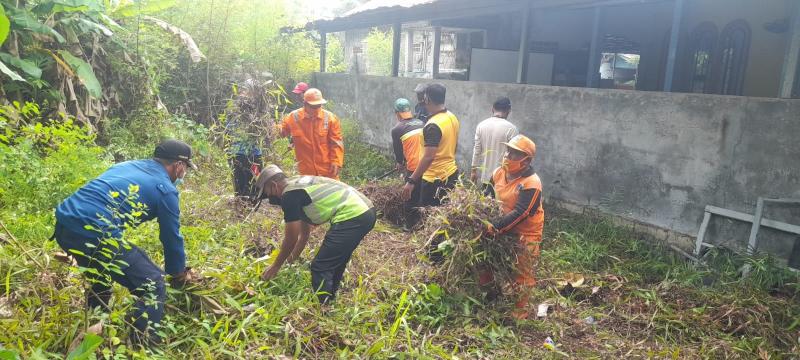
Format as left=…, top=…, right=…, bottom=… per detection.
left=502, top=134, right=536, bottom=158
left=303, top=88, right=327, bottom=105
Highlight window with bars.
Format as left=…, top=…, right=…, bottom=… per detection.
left=688, top=22, right=718, bottom=94
left=718, top=20, right=751, bottom=96
left=412, top=43, right=425, bottom=72
left=793, top=51, right=800, bottom=98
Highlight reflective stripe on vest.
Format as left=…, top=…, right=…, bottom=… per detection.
left=400, top=128, right=423, bottom=142
left=283, top=176, right=373, bottom=224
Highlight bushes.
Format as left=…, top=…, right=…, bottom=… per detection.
left=0, top=102, right=110, bottom=215
left=339, top=119, right=394, bottom=184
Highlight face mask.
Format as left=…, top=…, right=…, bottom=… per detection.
left=172, top=163, right=186, bottom=187
left=264, top=183, right=281, bottom=205
left=502, top=156, right=529, bottom=174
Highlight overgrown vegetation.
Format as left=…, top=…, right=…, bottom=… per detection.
left=1, top=0, right=799, bottom=358
left=339, top=117, right=394, bottom=184
left=153, top=0, right=347, bottom=124
left=2, top=97, right=799, bottom=358
left=363, top=28, right=393, bottom=76
left=419, top=185, right=519, bottom=299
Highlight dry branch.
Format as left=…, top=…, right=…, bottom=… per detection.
left=357, top=181, right=406, bottom=226
left=143, top=16, right=206, bottom=63
left=418, top=185, right=518, bottom=296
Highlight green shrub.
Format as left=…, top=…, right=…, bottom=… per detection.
left=339, top=119, right=394, bottom=184
left=0, top=102, right=111, bottom=215
left=103, top=109, right=211, bottom=162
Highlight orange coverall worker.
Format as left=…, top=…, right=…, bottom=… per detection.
left=484, top=135, right=543, bottom=318
left=391, top=98, right=424, bottom=174
left=280, top=107, right=344, bottom=179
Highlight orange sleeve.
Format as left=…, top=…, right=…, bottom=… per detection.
left=280, top=113, right=292, bottom=137
left=494, top=188, right=541, bottom=234
left=328, top=113, right=344, bottom=166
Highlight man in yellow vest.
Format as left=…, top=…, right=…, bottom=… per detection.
left=401, top=83, right=460, bottom=207
left=254, top=165, right=376, bottom=303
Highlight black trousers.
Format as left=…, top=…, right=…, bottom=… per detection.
left=54, top=223, right=166, bottom=346
left=419, top=171, right=459, bottom=207
left=403, top=174, right=422, bottom=228
left=310, top=209, right=376, bottom=304
left=230, top=154, right=262, bottom=197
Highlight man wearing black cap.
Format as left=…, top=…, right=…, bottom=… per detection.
left=53, top=139, right=199, bottom=346
left=414, top=83, right=430, bottom=123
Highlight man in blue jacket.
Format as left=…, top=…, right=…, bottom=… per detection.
left=226, top=79, right=265, bottom=198
left=53, top=139, right=198, bottom=346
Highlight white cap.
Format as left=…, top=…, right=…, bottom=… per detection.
left=254, top=164, right=284, bottom=198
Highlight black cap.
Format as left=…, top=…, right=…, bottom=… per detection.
left=154, top=139, right=197, bottom=169
left=493, top=97, right=511, bottom=112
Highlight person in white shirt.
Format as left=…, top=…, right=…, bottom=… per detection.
left=470, top=97, right=518, bottom=189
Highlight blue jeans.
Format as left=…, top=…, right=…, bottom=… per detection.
left=53, top=223, right=166, bottom=346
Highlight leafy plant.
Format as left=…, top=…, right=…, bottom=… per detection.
left=364, top=28, right=393, bottom=76
left=65, top=333, right=102, bottom=360
left=339, top=118, right=394, bottom=184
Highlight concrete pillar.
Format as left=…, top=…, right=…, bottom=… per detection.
left=663, top=0, right=685, bottom=92
left=320, top=31, right=327, bottom=73
left=391, top=23, right=402, bottom=77
left=516, top=5, right=532, bottom=84
left=586, top=7, right=602, bottom=88
left=432, top=26, right=442, bottom=78
left=779, top=3, right=800, bottom=98
left=406, top=29, right=415, bottom=74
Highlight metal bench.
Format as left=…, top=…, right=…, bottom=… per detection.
left=694, top=197, right=800, bottom=275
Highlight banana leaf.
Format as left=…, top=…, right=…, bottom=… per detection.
left=0, top=5, right=9, bottom=47
left=57, top=50, right=102, bottom=98
left=6, top=6, right=65, bottom=43
left=0, top=59, right=25, bottom=82
left=0, top=52, right=42, bottom=79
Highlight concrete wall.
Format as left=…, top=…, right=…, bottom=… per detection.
left=314, top=72, right=800, bottom=256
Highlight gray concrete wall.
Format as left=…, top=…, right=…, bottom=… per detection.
left=313, top=73, right=800, bottom=257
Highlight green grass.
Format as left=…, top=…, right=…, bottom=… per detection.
left=1, top=109, right=799, bottom=359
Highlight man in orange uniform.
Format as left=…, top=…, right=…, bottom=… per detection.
left=484, top=134, right=544, bottom=319
left=390, top=98, right=424, bottom=228
left=280, top=88, right=344, bottom=179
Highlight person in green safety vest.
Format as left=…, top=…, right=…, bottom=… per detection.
left=254, top=164, right=376, bottom=303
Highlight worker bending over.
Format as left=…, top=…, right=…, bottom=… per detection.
left=255, top=165, right=376, bottom=304
left=280, top=88, right=344, bottom=179
left=391, top=98, right=424, bottom=228
left=53, top=139, right=199, bottom=346
left=484, top=134, right=544, bottom=319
